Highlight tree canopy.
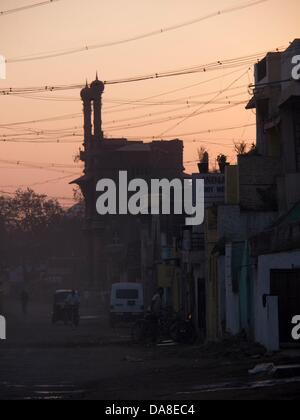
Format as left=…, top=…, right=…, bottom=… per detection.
left=0, top=189, right=64, bottom=235
left=0, top=189, right=84, bottom=268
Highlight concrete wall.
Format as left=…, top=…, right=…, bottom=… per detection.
left=254, top=250, right=300, bottom=351
left=280, top=106, right=298, bottom=176
left=285, top=174, right=300, bottom=210
left=205, top=207, right=220, bottom=341
left=218, top=205, right=276, bottom=242
left=238, top=155, right=282, bottom=211
left=225, top=165, right=239, bottom=205
left=217, top=207, right=277, bottom=338
left=218, top=255, right=226, bottom=328
left=225, top=243, right=240, bottom=335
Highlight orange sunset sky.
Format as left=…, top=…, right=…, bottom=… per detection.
left=0, top=0, right=299, bottom=206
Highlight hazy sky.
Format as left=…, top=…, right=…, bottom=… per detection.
left=0, top=0, right=299, bottom=205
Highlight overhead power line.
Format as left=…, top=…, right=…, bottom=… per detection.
left=0, top=113, right=81, bottom=127
left=0, top=138, right=81, bottom=144
left=0, top=0, right=62, bottom=16
left=103, top=93, right=248, bottom=126
left=249, top=78, right=292, bottom=88
left=5, top=0, right=271, bottom=63
left=0, top=174, right=77, bottom=188
left=123, top=122, right=256, bottom=141
left=158, top=68, right=250, bottom=137
left=105, top=102, right=247, bottom=132
left=2, top=68, right=249, bottom=107
left=0, top=46, right=285, bottom=97
left=0, top=99, right=248, bottom=139
left=0, top=157, right=80, bottom=169
left=103, top=67, right=251, bottom=113
left=0, top=158, right=81, bottom=175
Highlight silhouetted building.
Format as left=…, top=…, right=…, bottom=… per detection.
left=203, top=41, right=300, bottom=349
left=180, top=154, right=225, bottom=337
left=73, top=76, right=184, bottom=302
left=246, top=39, right=300, bottom=212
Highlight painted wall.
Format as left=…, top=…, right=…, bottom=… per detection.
left=205, top=207, right=220, bottom=341
left=218, top=255, right=226, bottom=329
left=254, top=250, right=300, bottom=351
left=225, top=165, right=239, bottom=206
left=218, top=205, right=277, bottom=243
left=225, top=243, right=240, bottom=335
left=216, top=207, right=276, bottom=338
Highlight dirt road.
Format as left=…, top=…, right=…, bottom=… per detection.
left=0, top=300, right=300, bottom=400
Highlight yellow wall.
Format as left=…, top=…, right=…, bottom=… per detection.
left=157, top=264, right=181, bottom=312
left=205, top=207, right=221, bottom=341
left=226, top=165, right=239, bottom=205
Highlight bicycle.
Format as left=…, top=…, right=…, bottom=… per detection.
left=131, top=308, right=177, bottom=344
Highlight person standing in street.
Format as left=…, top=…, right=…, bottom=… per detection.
left=66, top=290, right=80, bottom=327
left=21, top=290, right=29, bottom=316
left=150, top=287, right=164, bottom=343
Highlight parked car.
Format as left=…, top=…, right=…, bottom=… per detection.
left=110, top=283, right=144, bottom=327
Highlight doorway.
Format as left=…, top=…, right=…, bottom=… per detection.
left=270, top=269, right=300, bottom=344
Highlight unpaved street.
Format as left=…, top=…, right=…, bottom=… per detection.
left=0, top=300, right=300, bottom=400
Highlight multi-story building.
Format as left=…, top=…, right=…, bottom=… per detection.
left=246, top=40, right=300, bottom=350
left=73, top=77, right=185, bottom=305
left=179, top=156, right=225, bottom=337
left=204, top=40, right=300, bottom=349
left=246, top=39, right=300, bottom=212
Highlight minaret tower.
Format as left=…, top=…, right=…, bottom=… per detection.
left=80, top=81, right=92, bottom=150
left=90, top=73, right=105, bottom=141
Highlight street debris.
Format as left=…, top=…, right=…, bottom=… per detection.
left=248, top=363, right=275, bottom=376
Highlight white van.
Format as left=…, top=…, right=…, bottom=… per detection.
left=110, top=283, right=144, bottom=326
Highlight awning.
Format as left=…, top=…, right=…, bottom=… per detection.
left=246, top=97, right=256, bottom=110
left=70, top=174, right=92, bottom=185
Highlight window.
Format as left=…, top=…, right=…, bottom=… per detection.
left=116, top=289, right=139, bottom=299
left=205, top=187, right=214, bottom=194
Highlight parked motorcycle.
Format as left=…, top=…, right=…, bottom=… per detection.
left=169, top=314, right=197, bottom=345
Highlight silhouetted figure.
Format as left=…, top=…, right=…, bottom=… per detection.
left=150, top=287, right=164, bottom=343
left=66, top=290, right=80, bottom=327
left=21, top=290, right=29, bottom=316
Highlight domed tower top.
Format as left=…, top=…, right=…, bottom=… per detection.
left=90, top=73, right=104, bottom=141
left=90, top=73, right=105, bottom=96
left=80, top=81, right=91, bottom=101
